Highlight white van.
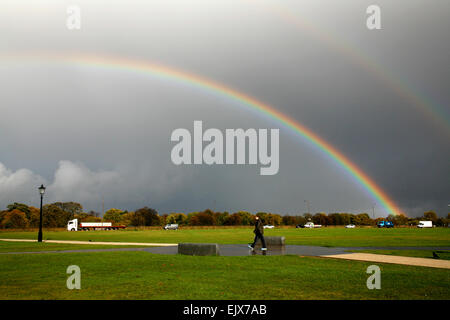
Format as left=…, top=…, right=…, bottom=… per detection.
left=417, top=221, right=432, bottom=228
left=164, top=224, right=178, bottom=230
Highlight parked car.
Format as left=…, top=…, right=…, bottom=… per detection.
left=263, top=225, right=274, bottom=229
left=345, top=224, right=355, bottom=228
left=303, top=222, right=322, bottom=228
left=163, top=224, right=179, bottom=230
left=377, top=221, right=394, bottom=228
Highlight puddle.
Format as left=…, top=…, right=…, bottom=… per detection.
left=2, top=244, right=448, bottom=256
left=143, top=244, right=348, bottom=256
left=143, top=245, right=450, bottom=257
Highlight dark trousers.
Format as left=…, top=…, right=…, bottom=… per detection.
left=251, top=232, right=266, bottom=248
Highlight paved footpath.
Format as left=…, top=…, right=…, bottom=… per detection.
left=321, top=253, right=450, bottom=269
left=0, top=238, right=177, bottom=247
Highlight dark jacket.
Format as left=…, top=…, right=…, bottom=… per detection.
left=254, top=219, right=264, bottom=235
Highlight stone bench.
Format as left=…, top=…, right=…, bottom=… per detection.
left=253, top=236, right=285, bottom=248
left=178, top=243, right=220, bottom=256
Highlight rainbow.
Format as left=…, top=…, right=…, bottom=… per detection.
left=0, top=52, right=402, bottom=215
left=249, top=0, right=450, bottom=136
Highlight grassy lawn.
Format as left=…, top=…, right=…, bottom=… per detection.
left=0, top=250, right=448, bottom=300
left=0, top=227, right=449, bottom=247
left=0, top=241, right=146, bottom=253
left=351, top=249, right=450, bottom=260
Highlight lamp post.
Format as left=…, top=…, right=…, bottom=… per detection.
left=38, top=184, right=46, bottom=242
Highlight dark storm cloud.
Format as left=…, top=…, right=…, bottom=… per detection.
left=0, top=0, right=449, bottom=217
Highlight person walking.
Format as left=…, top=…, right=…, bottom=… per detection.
left=248, top=216, right=267, bottom=251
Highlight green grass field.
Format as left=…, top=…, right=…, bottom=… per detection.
left=0, top=250, right=449, bottom=300
left=0, top=241, right=146, bottom=253
left=1, top=228, right=449, bottom=300
left=1, top=227, right=449, bottom=247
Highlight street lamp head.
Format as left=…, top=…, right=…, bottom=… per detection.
left=38, top=184, right=46, bottom=195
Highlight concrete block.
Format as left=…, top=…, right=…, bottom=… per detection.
left=178, top=243, right=220, bottom=256
left=254, top=236, right=285, bottom=247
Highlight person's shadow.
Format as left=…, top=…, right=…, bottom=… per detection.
left=251, top=250, right=267, bottom=256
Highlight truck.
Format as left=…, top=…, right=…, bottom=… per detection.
left=417, top=221, right=433, bottom=228
left=67, top=219, right=126, bottom=231
left=377, top=221, right=394, bottom=228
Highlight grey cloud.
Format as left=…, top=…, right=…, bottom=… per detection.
left=0, top=0, right=449, bottom=217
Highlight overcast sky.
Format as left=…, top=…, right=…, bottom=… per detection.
left=0, top=0, right=449, bottom=217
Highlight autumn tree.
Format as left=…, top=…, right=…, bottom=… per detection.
left=103, top=208, right=124, bottom=223
left=134, top=207, right=160, bottom=226
left=312, top=213, right=329, bottom=226
left=7, top=203, right=31, bottom=217
left=340, top=213, right=352, bottom=225
left=1, top=209, right=29, bottom=228
left=282, top=215, right=296, bottom=225
left=28, top=206, right=40, bottom=227
left=295, top=215, right=307, bottom=226
left=5, top=203, right=40, bottom=227
left=120, top=212, right=135, bottom=226
left=214, top=212, right=229, bottom=226
left=266, top=213, right=283, bottom=226
left=354, top=213, right=372, bottom=226
left=328, top=213, right=341, bottom=225
left=43, top=204, right=71, bottom=227
left=223, top=213, right=242, bottom=226
left=393, top=214, right=408, bottom=226
left=52, top=202, right=83, bottom=217
left=0, top=211, right=5, bottom=228
left=166, top=213, right=188, bottom=225
left=189, top=211, right=215, bottom=226
left=423, top=211, right=438, bottom=222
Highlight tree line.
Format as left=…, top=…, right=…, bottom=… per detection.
left=0, top=202, right=448, bottom=229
